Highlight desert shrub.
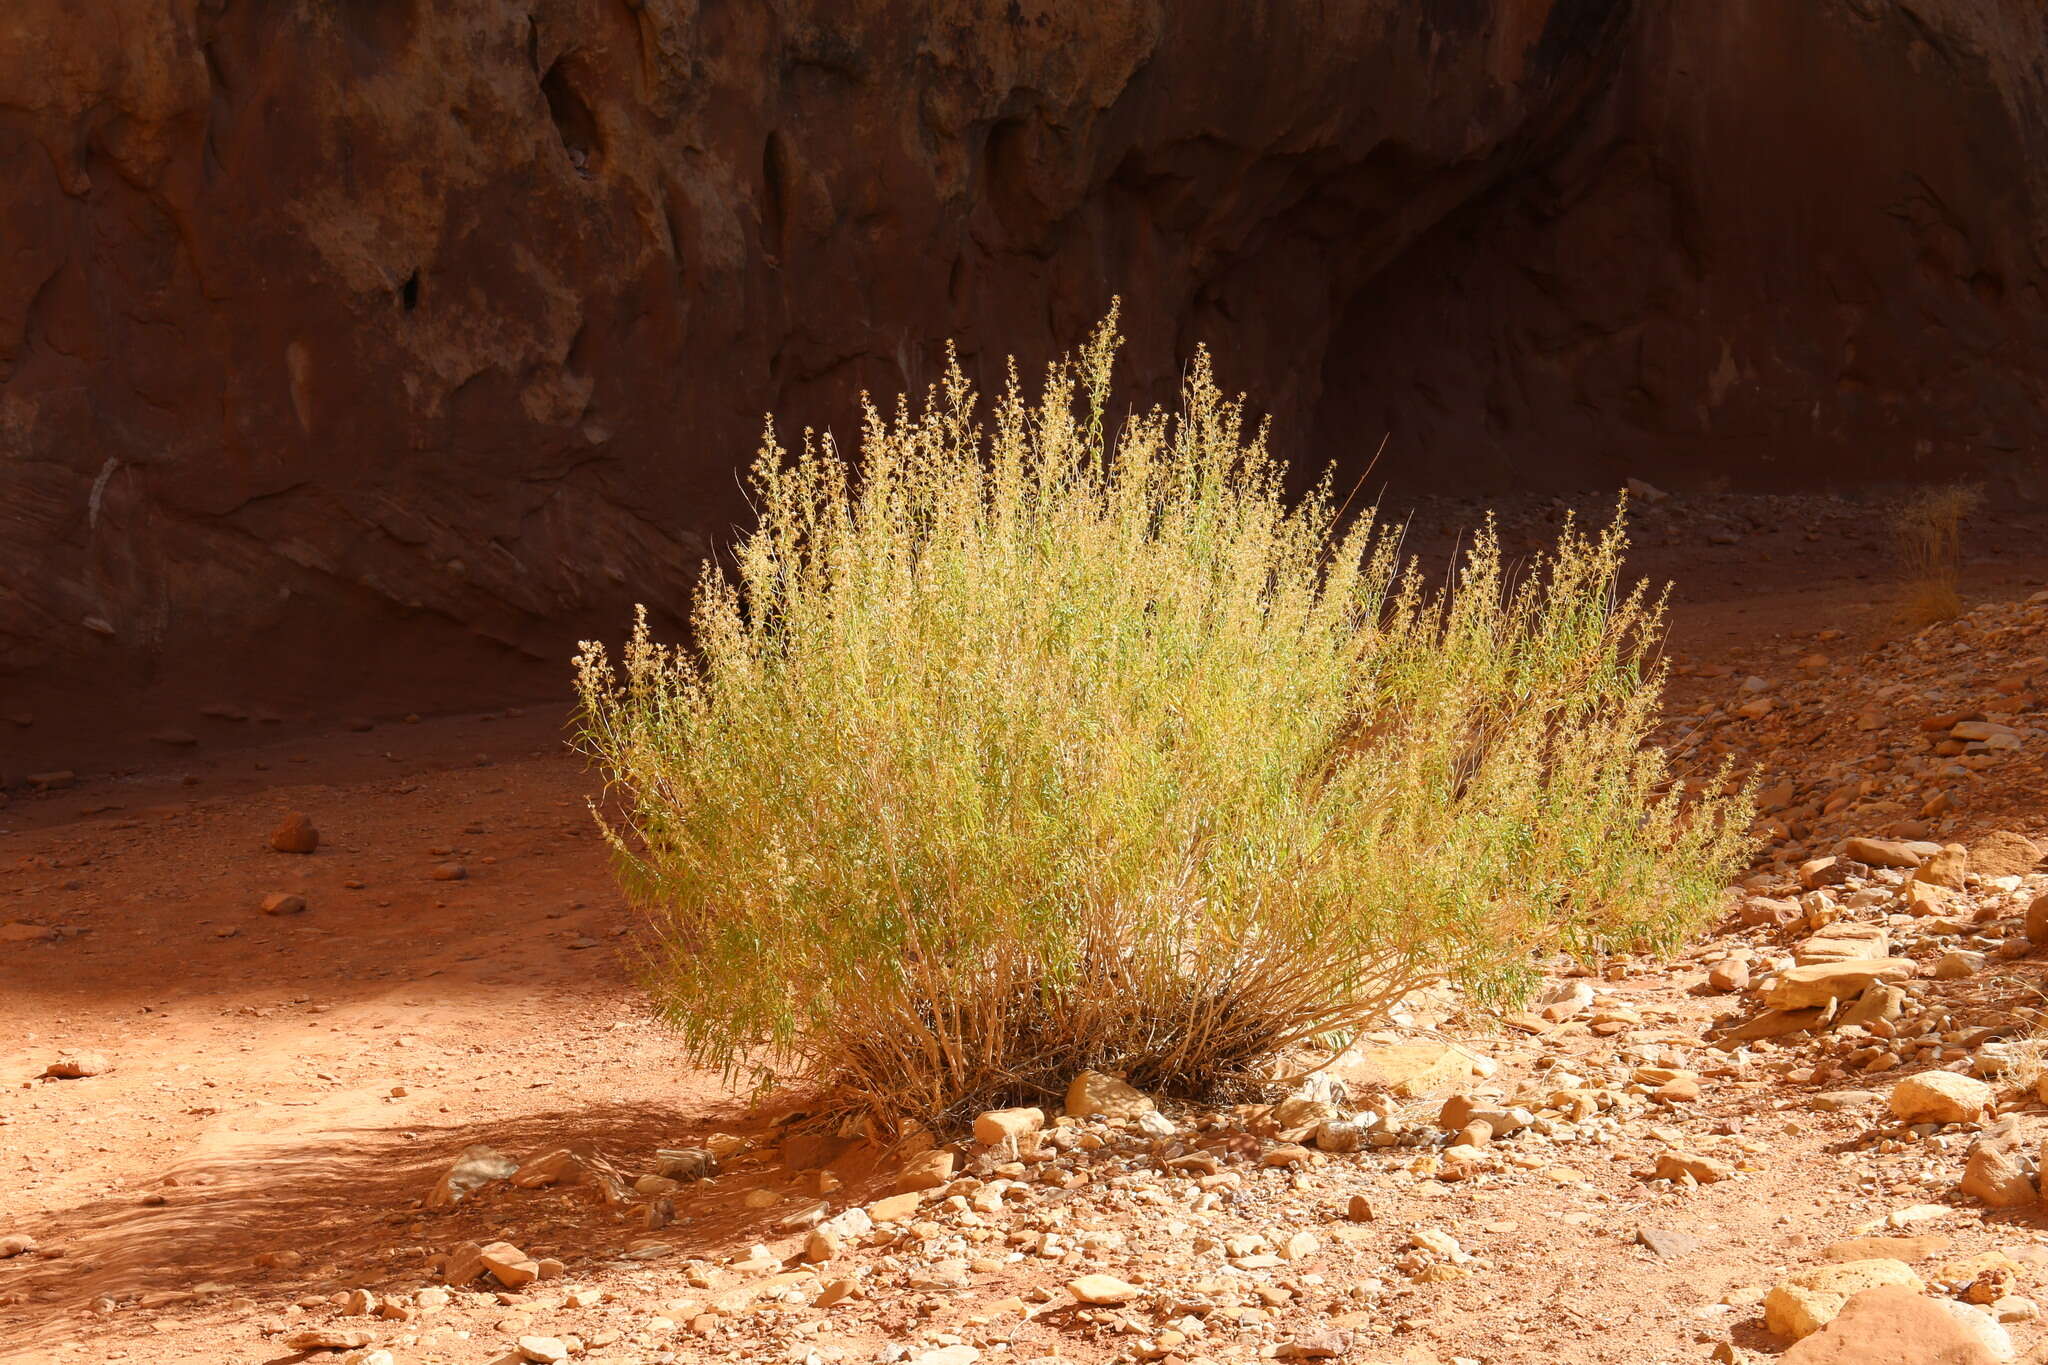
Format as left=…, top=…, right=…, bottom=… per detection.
left=1893, top=483, right=1982, bottom=626
left=574, top=308, right=1753, bottom=1129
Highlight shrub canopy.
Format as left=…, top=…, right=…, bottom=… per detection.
left=575, top=308, right=1752, bottom=1127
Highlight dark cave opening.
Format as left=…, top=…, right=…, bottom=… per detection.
left=541, top=58, right=602, bottom=174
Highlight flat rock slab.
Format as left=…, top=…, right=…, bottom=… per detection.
left=1824, top=1235, right=1953, bottom=1264
left=1795, top=922, right=1890, bottom=964
left=1841, top=837, right=1941, bottom=868
left=1717, top=1007, right=1826, bottom=1043
left=1637, top=1226, right=1706, bottom=1259
left=1765, top=958, right=1915, bottom=1010
left=1338, top=1043, right=1480, bottom=1098
left=1067, top=1273, right=1140, bottom=1305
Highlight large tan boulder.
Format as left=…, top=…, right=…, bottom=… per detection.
left=1766, top=1259, right=1924, bottom=1340
left=1890, top=1072, right=1994, bottom=1125
left=1780, top=1286, right=2003, bottom=1363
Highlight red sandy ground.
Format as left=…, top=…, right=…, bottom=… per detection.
left=3, top=496, right=2047, bottom=1365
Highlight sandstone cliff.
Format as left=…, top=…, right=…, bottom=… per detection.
left=2, top=1, right=2045, bottom=760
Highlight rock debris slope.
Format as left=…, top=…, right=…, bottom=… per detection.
left=3, top=590, right=2048, bottom=1362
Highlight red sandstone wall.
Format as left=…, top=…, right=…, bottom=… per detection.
left=1, top=1, right=2043, bottom=751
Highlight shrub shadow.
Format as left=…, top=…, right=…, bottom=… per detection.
left=0, top=1099, right=871, bottom=1354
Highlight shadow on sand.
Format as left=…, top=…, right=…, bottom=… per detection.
left=0, top=1097, right=885, bottom=1355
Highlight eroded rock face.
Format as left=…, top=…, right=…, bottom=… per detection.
left=1316, top=1, right=2048, bottom=496
left=4, top=2, right=2047, bottom=743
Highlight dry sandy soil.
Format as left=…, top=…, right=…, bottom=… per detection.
left=4, top=493, right=2048, bottom=1365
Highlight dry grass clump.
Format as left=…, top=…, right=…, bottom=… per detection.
left=1893, top=483, right=1982, bottom=626
left=1997, top=1031, right=2048, bottom=1094
left=574, top=308, right=1753, bottom=1129
left=1986, top=991, right=2048, bottom=1092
